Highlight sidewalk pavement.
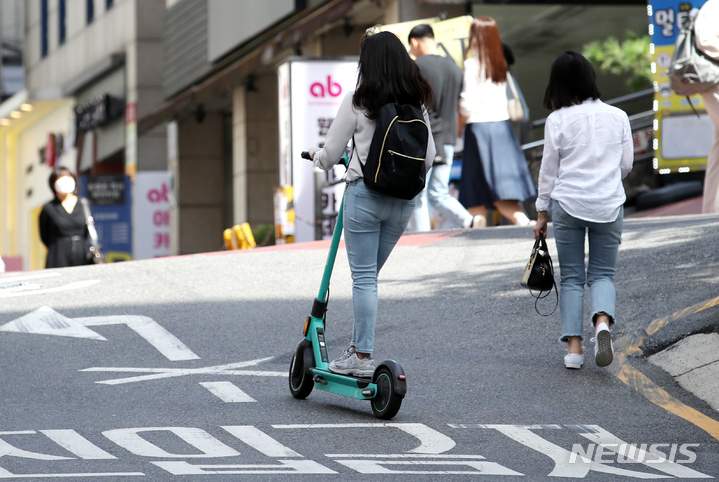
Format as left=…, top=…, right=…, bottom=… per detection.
left=631, top=196, right=703, bottom=217
left=631, top=195, right=719, bottom=413
left=649, top=333, right=719, bottom=412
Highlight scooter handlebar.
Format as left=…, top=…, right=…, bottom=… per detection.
left=300, top=150, right=349, bottom=167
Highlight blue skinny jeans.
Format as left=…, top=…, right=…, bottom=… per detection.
left=552, top=202, right=623, bottom=342
left=344, top=180, right=415, bottom=353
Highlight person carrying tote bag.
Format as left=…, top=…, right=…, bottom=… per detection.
left=533, top=51, right=633, bottom=370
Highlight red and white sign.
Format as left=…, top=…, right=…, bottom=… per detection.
left=132, top=172, right=171, bottom=259
left=278, top=59, right=358, bottom=242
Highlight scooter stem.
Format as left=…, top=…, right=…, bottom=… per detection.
left=316, top=191, right=344, bottom=303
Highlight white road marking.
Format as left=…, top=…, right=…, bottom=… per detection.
left=326, top=454, right=487, bottom=458
left=102, top=427, right=240, bottom=458
left=0, top=307, right=106, bottom=340
left=450, top=424, right=709, bottom=479
left=81, top=358, right=284, bottom=385
left=273, top=423, right=456, bottom=454
left=1, top=307, right=199, bottom=361
left=200, top=382, right=256, bottom=402
left=333, top=459, right=523, bottom=475
left=152, top=460, right=337, bottom=475
left=0, top=431, right=72, bottom=460
left=0, top=471, right=144, bottom=478
left=40, top=430, right=117, bottom=459
left=0, top=272, right=61, bottom=283
left=76, top=314, right=199, bottom=361
left=0, top=280, right=101, bottom=298
left=221, top=426, right=302, bottom=457
left=566, top=424, right=712, bottom=479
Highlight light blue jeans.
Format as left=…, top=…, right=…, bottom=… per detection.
left=407, top=145, right=473, bottom=233
left=344, top=180, right=415, bottom=353
left=552, top=202, right=623, bottom=342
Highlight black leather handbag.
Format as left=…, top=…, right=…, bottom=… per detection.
left=520, top=232, right=557, bottom=315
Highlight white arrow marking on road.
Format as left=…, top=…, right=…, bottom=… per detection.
left=0, top=280, right=101, bottom=298
left=74, top=314, right=199, bottom=361
left=0, top=307, right=199, bottom=361
left=200, top=382, right=256, bottom=402
left=81, top=358, right=285, bottom=384
left=0, top=306, right=106, bottom=340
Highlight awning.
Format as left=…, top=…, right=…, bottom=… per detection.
left=137, top=0, right=353, bottom=136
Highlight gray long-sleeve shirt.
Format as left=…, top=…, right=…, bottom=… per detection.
left=313, top=92, right=435, bottom=182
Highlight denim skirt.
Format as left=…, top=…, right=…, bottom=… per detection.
left=459, top=120, right=537, bottom=207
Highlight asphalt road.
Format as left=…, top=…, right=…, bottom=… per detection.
left=1, top=213, right=718, bottom=480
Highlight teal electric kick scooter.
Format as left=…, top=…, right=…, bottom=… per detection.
left=289, top=151, right=406, bottom=419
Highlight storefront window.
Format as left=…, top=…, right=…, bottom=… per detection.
left=59, top=0, right=66, bottom=45
left=41, top=0, right=48, bottom=57
left=87, top=0, right=94, bottom=24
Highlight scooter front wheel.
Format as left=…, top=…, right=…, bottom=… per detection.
left=371, top=365, right=405, bottom=419
left=289, top=340, right=315, bottom=399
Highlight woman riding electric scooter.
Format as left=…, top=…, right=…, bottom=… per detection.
left=307, top=30, right=435, bottom=377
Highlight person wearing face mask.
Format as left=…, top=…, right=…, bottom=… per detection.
left=39, top=167, right=91, bottom=268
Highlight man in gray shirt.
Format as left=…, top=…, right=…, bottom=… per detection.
left=406, top=24, right=485, bottom=232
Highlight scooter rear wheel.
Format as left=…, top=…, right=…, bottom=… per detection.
left=371, top=367, right=403, bottom=419
left=289, top=340, right=314, bottom=399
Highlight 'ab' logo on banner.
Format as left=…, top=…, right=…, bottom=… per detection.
left=310, top=76, right=342, bottom=98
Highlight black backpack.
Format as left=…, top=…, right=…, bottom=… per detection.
left=360, top=103, right=429, bottom=200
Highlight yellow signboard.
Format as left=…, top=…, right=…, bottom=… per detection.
left=649, top=1, right=712, bottom=174
left=380, top=16, right=473, bottom=68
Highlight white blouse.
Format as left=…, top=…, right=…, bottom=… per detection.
left=313, top=92, right=435, bottom=182
left=458, top=57, right=510, bottom=123
left=536, top=99, right=634, bottom=223
left=695, top=0, right=719, bottom=61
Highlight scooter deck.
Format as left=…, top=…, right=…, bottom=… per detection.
left=311, top=368, right=377, bottom=400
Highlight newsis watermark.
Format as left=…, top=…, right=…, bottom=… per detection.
left=569, top=443, right=699, bottom=464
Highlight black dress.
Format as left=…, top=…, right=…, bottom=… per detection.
left=39, top=198, right=89, bottom=268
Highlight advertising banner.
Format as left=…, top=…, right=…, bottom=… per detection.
left=132, top=171, right=171, bottom=260
left=80, top=175, right=132, bottom=262
left=278, top=59, right=358, bottom=242
left=381, top=15, right=473, bottom=68
left=649, top=0, right=712, bottom=173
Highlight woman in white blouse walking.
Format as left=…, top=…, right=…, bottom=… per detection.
left=308, top=31, right=435, bottom=377
left=533, top=51, right=633, bottom=370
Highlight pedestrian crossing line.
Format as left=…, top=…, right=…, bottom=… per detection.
left=610, top=295, right=719, bottom=443
left=200, top=381, right=256, bottom=402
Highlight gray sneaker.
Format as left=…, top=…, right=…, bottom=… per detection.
left=329, top=352, right=376, bottom=377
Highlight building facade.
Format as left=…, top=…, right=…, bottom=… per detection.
left=1, top=0, right=165, bottom=270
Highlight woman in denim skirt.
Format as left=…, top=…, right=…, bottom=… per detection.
left=533, top=52, right=633, bottom=369
left=308, top=31, right=435, bottom=377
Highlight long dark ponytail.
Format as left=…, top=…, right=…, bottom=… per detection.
left=353, top=31, right=433, bottom=120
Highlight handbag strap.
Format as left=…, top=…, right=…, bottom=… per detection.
left=507, top=72, right=520, bottom=100
left=80, top=198, right=100, bottom=247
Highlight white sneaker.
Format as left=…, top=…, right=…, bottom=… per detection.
left=471, top=215, right=486, bottom=228
left=329, top=352, right=376, bottom=377
left=564, top=353, right=583, bottom=369
left=593, top=323, right=614, bottom=367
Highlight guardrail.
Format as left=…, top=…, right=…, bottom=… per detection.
left=521, top=88, right=655, bottom=160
